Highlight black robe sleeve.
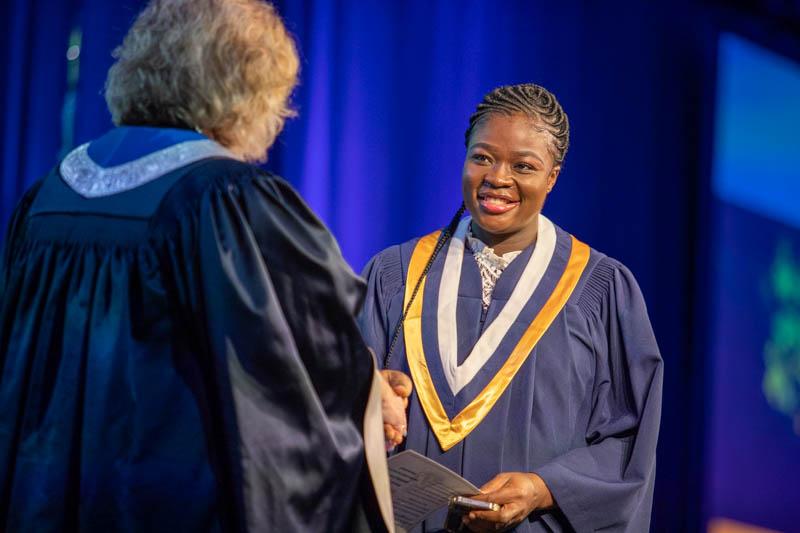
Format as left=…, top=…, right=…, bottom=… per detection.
left=156, top=163, right=380, bottom=532
left=0, top=180, right=43, bottom=294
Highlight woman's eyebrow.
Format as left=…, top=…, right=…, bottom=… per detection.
left=469, top=142, right=496, bottom=151
left=511, top=150, right=544, bottom=163
left=469, top=143, right=545, bottom=164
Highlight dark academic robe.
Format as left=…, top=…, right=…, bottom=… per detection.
left=359, top=219, right=663, bottom=532
left=0, top=127, right=386, bottom=532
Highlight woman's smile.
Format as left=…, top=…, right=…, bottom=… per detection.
left=477, top=191, right=520, bottom=214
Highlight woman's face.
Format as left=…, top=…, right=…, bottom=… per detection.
left=462, top=113, right=560, bottom=252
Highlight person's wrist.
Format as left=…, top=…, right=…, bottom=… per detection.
left=526, top=473, right=554, bottom=511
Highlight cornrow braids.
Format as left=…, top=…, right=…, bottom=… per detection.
left=464, top=83, right=570, bottom=165
left=382, top=204, right=467, bottom=369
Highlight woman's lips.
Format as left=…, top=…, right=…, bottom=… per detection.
left=478, top=195, right=519, bottom=214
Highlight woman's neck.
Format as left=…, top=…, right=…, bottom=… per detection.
left=470, top=220, right=538, bottom=256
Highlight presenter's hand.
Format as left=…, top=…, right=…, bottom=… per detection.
left=380, top=370, right=412, bottom=450
left=462, top=472, right=554, bottom=532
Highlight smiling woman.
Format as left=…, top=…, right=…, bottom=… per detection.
left=359, top=84, right=664, bottom=532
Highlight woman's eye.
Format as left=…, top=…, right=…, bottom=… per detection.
left=514, top=162, right=536, bottom=172
left=471, top=154, right=490, bottom=164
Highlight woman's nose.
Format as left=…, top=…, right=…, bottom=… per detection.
left=483, top=164, right=512, bottom=187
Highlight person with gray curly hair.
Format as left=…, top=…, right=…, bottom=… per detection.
left=0, top=1, right=404, bottom=531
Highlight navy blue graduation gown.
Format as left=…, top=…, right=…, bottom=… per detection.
left=0, top=128, right=383, bottom=532
left=359, top=223, right=663, bottom=532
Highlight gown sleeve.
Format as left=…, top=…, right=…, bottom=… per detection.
left=533, top=258, right=663, bottom=533
left=158, top=164, right=381, bottom=532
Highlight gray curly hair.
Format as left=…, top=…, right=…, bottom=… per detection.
left=105, top=0, right=299, bottom=162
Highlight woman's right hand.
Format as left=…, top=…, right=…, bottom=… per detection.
left=380, top=370, right=412, bottom=450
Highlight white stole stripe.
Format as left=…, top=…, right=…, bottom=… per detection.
left=437, top=215, right=557, bottom=395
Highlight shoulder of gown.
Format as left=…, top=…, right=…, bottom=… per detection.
left=571, top=245, right=653, bottom=328
left=360, top=243, right=406, bottom=307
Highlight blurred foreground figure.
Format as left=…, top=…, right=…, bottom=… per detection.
left=0, top=1, right=398, bottom=531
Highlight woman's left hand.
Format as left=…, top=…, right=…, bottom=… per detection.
left=462, top=472, right=554, bottom=532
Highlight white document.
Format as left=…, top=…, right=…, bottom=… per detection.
left=388, top=450, right=480, bottom=532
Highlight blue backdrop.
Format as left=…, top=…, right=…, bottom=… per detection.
left=2, top=1, right=799, bottom=531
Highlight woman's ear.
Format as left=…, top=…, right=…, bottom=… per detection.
left=546, top=166, right=561, bottom=194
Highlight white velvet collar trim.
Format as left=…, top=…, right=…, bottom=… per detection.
left=59, top=139, right=236, bottom=198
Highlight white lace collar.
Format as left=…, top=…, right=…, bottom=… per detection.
left=467, top=230, right=523, bottom=264
left=466, top=227, right=523, bottom=310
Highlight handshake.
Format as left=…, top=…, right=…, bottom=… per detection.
left=380, top=369, right=413, bottom=451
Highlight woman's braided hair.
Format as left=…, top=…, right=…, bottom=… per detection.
left=465, top=83, right=570, bottom=166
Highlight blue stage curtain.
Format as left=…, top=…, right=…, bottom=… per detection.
left=0, top=1, right=711, bottom=530
left=0, top=0, right=144, bottom=228
left=273, top=0, right=590, bottom=271
left=0, top=0, right=74, bottom=225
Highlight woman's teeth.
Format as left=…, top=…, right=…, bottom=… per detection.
left=483, top=196, right=510, bottom=205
